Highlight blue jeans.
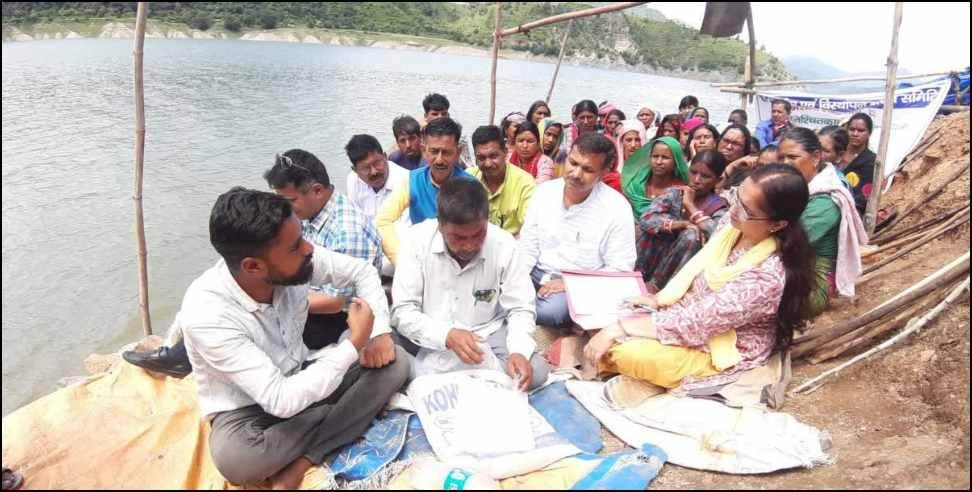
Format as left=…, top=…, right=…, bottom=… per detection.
left=530, top=267, right=572, bottom=328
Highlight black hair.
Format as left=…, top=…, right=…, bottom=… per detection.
left=678, top=95, right=699, bottom=110
left=392, top=115, right=421, bottom=139
left=747, top=164, right=815, bottom=349
left=847, top=112, right=874, bottom=134
left=726, top=166, right=752, bottom=188
left=692, top=107, right=710, bottom=121
left=780, top=126, right=822, bottom=154
left=688, top=123, right=720, bottom=147
left=344, top=134, right=383, bottom=167
left=422, top=93, right=450, bottom=113
left=471, top=125, right=504, bottom=150
left=514, top=120, right=541, bottom=141
left=572, top=99, right=598, bottom=117
left=691, top=149, right=727, bottom=177
left=606, top=108, right=626, bottom=121
left=720, top=124, right=753, bottom=156
left=571, top=132, right=617, bottom=171
left=729, top=109, right=748, bottom=125
left=263, top=149, right=330, bottom=190
left=771, top=98, right=792, bottom=114
left=437, top=177, right=489, bottom=225
left=526, top=100, right=550, bottom=122
left=210, top=187, right=293, bottom=271
left=759, top=144, right=779, bottom=157
left=817, top=125, right=850, bottom=157
left=423, top=116, right=462, bottom=144
left=750, top=136, right=761, bottom=153
left=655, top=114, right=683, bottom=140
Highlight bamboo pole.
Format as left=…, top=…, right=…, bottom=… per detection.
left=875, top=160, right=969, bottom=235
left=872, top=202, right=969, bottom=245
left=865, top=1, right=904, bottom=234
left=794, top=252, right=969, bottom=352
left=499, top=2, right=647, bottom=37
left=488, top=2, right=501, bottom=125
left=745, top=4, right=756, bottom=106
left=546, top=20, right=573, bottom=104
left=133, top=2, right=152, bottom=336
left=859, top=209, right=969, bottom=279
left=710, top=70, right=954, bottom=89
left=791, top=276, right=970, bottom=396
left=809, top=283, right=951, bottom=363
left=740, top=52, right=751, bottom=109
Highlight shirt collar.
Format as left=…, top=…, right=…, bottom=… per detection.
left=216, top=260, right=262, bottom=313
left=306, top=192, right=341, bottom=233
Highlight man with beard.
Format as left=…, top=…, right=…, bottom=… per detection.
left=344, top=134, right=409, bottom=275
left=518, top=132, right=637, bottom=329
left=392, top=178, right=548, bottom=390
left=466, top=125, right=535, bottom=237
left=176, top=188, right=409, bottom=489
left=375, top=117, right=473, bottom=266
left=123, top=150, right=394, bottom=376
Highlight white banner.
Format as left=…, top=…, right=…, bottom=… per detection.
left=754, top=79, right=950, bottom=183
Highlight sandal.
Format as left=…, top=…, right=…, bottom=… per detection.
left=2, top=467, right=24, bottom=491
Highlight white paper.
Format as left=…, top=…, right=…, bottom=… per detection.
left=563, top=274, right=644, bottom=316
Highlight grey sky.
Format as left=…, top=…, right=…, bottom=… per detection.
left=650, top=2, right=970, bottom=75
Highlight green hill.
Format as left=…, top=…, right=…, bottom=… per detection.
left=2, top=2, right=791, bottom=78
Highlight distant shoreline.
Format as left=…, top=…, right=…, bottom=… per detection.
left=2, top=20, right=757, bottom=84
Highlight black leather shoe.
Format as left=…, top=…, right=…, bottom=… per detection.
left=122, top=341, right=192, bottom=378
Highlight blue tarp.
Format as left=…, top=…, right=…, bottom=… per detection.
left=529, top=382, right=604, bottom=455
left=571, top=444, right=668, bottom=490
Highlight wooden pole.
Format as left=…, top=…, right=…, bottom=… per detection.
left=710, top=70, right=954, bottom=89
left=875, top=161, right=969, bottom=235
left=745, top=4, right=756, bottom=106
left=865, top=1, right=904, bottom=234
left=794, top=252, right=969, bottom=349
left=871, top=202, right=968, bottom=245
left=133, top=2, right=152, bottom=336
left=546, top=20, right=573, bottom=104
left=740, top=51, right=751, bottom=109
left=499, top=2, right=647, bottom=37
left=488, top=2, right=501, bottom=125
left=859, top=209, right=969, bottom=279
left=791, top=276, right=970, bottom=396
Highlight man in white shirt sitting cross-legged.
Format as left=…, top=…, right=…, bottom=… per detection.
left=391, top=177, right=549, bottom=391
left=518, top=132, right=637, bottom=329
left=179, top=187, right=409, bottom=489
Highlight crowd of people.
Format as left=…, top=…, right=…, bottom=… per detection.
left=121, top=91, right=875, bottom=488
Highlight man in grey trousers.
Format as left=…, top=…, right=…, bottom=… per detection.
left=178, top=187, right=409, bottom=488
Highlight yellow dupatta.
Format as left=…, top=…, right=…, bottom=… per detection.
left=655, top=225, right=779, bottom=370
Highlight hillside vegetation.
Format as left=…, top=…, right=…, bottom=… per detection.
left=2, top=2, right=791, bottom=78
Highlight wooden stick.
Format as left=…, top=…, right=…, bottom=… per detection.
left=864, top=2, right=903, bottom=235
left=898, top=131, right=942, bottom=165
left=871, top=202, right=969, bottom=245
left=791, top=276, right=970, bottom=396
left=133, top=2, right=152, bottom=337
left=860, top=209, right=969, bottom=278
left=545, top=20, right=572, bottom=104
left=808, top=284, right=951, bottom=363
left=745, top=4, right=756, bottom=101
left=864, top=204, right=969, bottom=255
left=710, top=70, right=954, bottom=89
left=488, top=2, right=501, bottom=125
left=794, top=252, right=969, bottom=352
left=499, top=2, right=647, bottom=37
left=877, top=161, right=970, bottom=233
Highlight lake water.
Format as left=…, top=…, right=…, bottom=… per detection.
left=1, top=38, right=737, bottom=415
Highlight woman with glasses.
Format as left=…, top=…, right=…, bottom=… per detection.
left=635, top=150, right=730, bottom=292
left=779, top=128, right=867, bottom=316
left=584, top=164, right=815, bottom=399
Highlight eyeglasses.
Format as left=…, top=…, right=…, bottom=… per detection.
left=728, top=187, right=773, bottom=222
left=276, top=153, right=310, bottom=174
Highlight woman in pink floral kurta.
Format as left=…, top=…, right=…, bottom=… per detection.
left=585, top=164, right=818, bottom=392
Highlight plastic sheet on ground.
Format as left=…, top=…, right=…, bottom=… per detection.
left=528, top=382, right=603, bottom=455
left=566, top=380, right=834, bottom=474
